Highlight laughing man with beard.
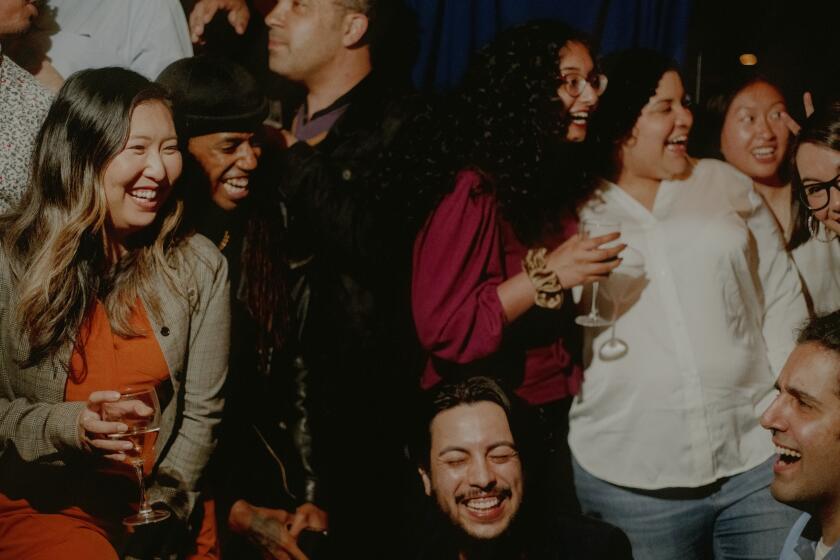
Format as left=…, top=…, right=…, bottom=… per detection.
left=761, top=310, right=840, bottom=560
left=411, top=376, right=631, bottom=560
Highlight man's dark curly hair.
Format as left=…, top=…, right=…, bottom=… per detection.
left=376, top=20, right=600, bottom=246
left=797, top=309, right=840, bottom=396
left=798, top=309, right=840, bottom=352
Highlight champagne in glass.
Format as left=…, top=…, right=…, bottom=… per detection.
left=575, top=220, right=621, bottom=328
left=102, top=387, right=169, bottom=526
left=598, top=247, right=646, bottom=360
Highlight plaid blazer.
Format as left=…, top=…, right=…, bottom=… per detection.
left=0, top=233, right=230, bottom=522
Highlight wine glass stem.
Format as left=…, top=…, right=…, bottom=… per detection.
left=609, top=324, right=617, bottom=344
left=134, top=462, right=152, bottom=516
left=589, top=282, right=601, bottom=317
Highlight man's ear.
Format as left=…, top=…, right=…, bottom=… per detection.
left=342, top=12, right=368, bottom=47
left=418, top=466, right=432, bottom=496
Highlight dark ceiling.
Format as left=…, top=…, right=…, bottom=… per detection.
left=686, top=0, right=840, bottom=112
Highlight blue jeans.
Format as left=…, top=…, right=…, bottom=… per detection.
left=572, top=456, right=799, bottom=560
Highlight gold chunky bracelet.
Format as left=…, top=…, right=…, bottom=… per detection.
left=522, top=248, right=564, bottom=309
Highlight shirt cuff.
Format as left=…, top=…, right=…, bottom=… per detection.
left=47, top=400, right=88, bottom=451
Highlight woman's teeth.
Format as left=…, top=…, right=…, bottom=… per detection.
left=130, top=189, right=157, bottom=200
left=570, top=112, right=590, bottom=124
left=752, top=147, right=777, bottom=160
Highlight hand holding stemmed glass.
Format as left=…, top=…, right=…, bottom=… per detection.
left=536, top=227, right=624, bottom=310
left=597, top=247, right=646, bottom=360
left=92, top=386, right=169, bottom=526
left=575, top=220, right=622, bottom=327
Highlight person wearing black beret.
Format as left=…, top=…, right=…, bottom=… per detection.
left=159, top=55, right=326, bottom=560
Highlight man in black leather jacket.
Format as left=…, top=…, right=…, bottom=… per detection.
left=263, top=1, right=424, bottom=555
left=158, top=55, right=330, bottom=559
left=187, top=0, right=423, bottom=556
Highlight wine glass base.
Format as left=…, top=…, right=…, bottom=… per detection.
left=575, top=315, right=613, bottom=328
left=599, top=339, right=628, bottom=361
left=123, top=508, right=170, bottom=527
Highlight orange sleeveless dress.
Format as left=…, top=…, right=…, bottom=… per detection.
left=0, top=301, right=218, bottom=559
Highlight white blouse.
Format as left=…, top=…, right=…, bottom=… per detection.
left=792, top=232, right=840, bottom=317
left=569, top=159, right=807, bottom=489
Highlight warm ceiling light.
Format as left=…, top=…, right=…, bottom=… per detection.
left=739, top=53, right=758, bottom=66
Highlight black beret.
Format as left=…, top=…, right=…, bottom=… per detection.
left=157, top=56, right=268, bottom=138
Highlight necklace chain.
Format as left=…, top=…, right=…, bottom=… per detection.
left=218, top=230, right=230, bottom=251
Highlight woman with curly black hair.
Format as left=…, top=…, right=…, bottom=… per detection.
left=410, top=20, right=621, bottom=513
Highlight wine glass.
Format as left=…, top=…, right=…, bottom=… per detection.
left=575, top=220, right=621, bottom=328
left=598, top=248, right=646, bottom=360
left=102, top=386, right=169, bottom=526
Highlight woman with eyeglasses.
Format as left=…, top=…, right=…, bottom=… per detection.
left=693, top=70, right=840, bottom=315
left=409, top=20, right=621, bottom=514
left=568, top=48, right=806, bottom=560
left=789, top=101, right=840, bottom=308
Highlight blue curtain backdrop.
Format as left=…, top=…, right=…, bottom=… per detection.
left=406, top=0, right=693, bottom=91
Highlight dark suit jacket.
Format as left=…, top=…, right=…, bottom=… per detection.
left=411, top=507, right=633, bottom=560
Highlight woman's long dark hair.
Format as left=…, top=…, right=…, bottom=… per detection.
left=1, top=67, right=185, bottom=367
left=241, top=160, right=290, bottom=373
left=587, top=49, right=679, bottom=183
left=376, top=20, right=600, bottom=247
left=691, top=71, right=808, bottom=249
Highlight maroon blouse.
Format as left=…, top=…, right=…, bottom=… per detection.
left=412, top=170, right=582, bottom=405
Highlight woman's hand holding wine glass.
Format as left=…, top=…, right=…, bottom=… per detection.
left=78, top=390, right=136, bottom=460
left=82, top=386, right=169, bottom=526
left=570, top=221, right=623, bottom=327
left=598, top=247, right=647, bottom=360
left=544, top=229, right=625, bottom=290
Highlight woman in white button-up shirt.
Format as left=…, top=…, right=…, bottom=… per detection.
left=695, top=72, right=840, bottom=316
left=568, top=49, right=807, bottom=560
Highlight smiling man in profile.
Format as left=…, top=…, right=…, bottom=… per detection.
left=761, top=310, right=840, bottom=560
left=412, top=376, right=631, bottom=560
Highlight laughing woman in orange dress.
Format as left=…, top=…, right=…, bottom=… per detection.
left=0, top=68, right=229, bottom=559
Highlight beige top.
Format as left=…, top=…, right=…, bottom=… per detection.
left=791, top=228, right=840, bottom=317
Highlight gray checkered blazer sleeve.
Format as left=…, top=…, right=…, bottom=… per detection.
left=146, top=234, right=230, bottom=521
left=0, top=251, right=88, bottom=463
left=0, top=234, right=230, bottom=523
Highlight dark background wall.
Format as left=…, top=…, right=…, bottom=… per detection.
left=405, top=0, right=838, bottom=112
left=685, top=0, right=840, bottom=112
left=200, top=0, right=838, bottom=112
